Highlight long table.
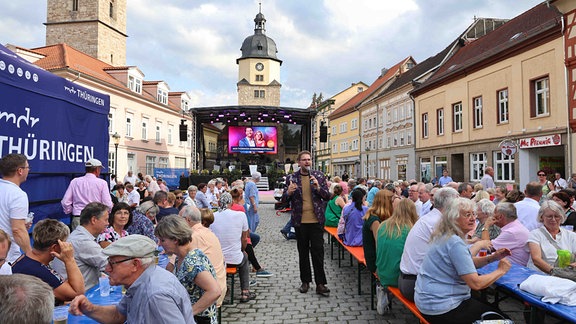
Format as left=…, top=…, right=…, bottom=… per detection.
left=478, top=262, right=576, bottom=323
left=67, top=284, right=124, bottom=323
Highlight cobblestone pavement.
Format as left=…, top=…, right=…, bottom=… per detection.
left=219, top=196, right=559, bottom=324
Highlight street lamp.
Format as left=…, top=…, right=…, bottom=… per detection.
left=112, top=132, right=121, bottom=176
left=365, top=147, right=370, bottom=180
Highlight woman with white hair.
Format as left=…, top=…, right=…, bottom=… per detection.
left=145, top=175, right=160, bottom=196
left=527, top=200, right=576, bottom=273
left=468, top=199, right=500, bottom=244
left=415, top=198, right=512, bottom=323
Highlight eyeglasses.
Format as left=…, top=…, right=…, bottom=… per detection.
left=538, top=174, right=546, bottom=176
left=543, top=215, right=562, bottom=221
left=461, top=212, right=477, bottom=219
left=176, top=196, right=184, bottom=200
left=19, top=166, right=30, bottom=170
left=107, top=257, right=135, bottom=270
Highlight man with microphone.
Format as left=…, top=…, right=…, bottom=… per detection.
left=281, top=151, right=331, bottom=296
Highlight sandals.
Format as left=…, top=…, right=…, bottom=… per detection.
left=239, top=291, right=256, bottom=303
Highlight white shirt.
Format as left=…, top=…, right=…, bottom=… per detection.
left=414, top=199, right=423, bottom=218
left=515, top=198, right=542, bottom=231
left=554, top=178, right=568, bottom=191
left=0, top=261, right=12, bottom=275
left=128, top=189, right=140, bottom=206
left=480, top=174, right=495, bottom=189
left=210, top=209, right=249, bottom=265
left=400, top=208, right=442, bottom=275
left=123, top=174, right=138, bottom=185
left=420, top=199, right=432, bottom=217
left=0, top=179, right=28, bottom=263
left=527, top=227, right=576, bottom=272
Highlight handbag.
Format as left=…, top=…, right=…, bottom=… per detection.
left=473, top=311, right=514, bottom=324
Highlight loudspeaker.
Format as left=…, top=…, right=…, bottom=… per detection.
left=319, top=125, right=328, bottom=143
left=179, top=121, right=187, bottom=142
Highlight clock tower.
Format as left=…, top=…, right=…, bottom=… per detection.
left=237, top=8, right=282, bottom=106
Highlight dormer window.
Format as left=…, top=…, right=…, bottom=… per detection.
left=181, top=99, right=189, bottom=111
left=128, top=75, right=142, bottom=94
left=157, top=89, right=168, bottom=105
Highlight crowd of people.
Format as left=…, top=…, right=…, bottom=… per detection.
left=320, top=168, right=576, bottom=323
left=0, top=153, right=274, bottom=323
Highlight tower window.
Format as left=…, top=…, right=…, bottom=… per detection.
left=255, top=75, right=263, bottom=82
left=72, top=0, right=79, bottom=11
left=109, top=2, right=114, bottom=18
left=254, top=90, right=265, bottom=98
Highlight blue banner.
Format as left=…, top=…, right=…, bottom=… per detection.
left=154, top=168, right=190, bottom=191
left=0, top=45, right=110, bottom=220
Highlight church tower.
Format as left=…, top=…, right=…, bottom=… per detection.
left=237, top=7, right=282, bottom=106
left=45, top=0, right=127, bottom=66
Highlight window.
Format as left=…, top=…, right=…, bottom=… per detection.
left=399, top=105, right=405, bottom=120
left=108, top=113, right=114, bottom=134
left=126, top=113, right=133, bottom=137
left=128, top=76, right=142, bottom=94
left=256, top=75, right=264, bottom=82
left=156, top=122, right=162, bottom=143
left=72, top=0, right=79, bottom=11
left=532, top=77, right=549, bottom=117
left=175, top=157, right=186, bottom=169
left=339, top=122, right=347, bottom=133
left=437, top=108, right=444, bottom=135
left=453, top=102, right=463, bottom=132
left=470, top=153, right=487, bottom=181
left=167, top=125, right=173, bottom=145
left=494, top=151, right=515, bottom=182
left=141, top=118, right=148, bottom=140
left=186, top=131, right=191, bottom=148
left=382, top=159, right=390, bottom=181
left=157, top=89, right=168, bottom=105
left=435, top=156, right=447, bottom=178
left=254, top=90, right=265, bottom=98
left=352, top=139, right=359, bottom=150
left=357, top=86, right=364, bottom=92
left=387, top=109, right=391, bottom=125
left=109, top=2, right=114, bottom=18
left=386, top=134, right=391, bottom=148
left=332, top=143, right=338, bottom=153
left=108, top=151, right=115, bottom=177
left=406, top=127, right=413, bottom=145
left=393, top=108, right=398, bottom=122
left=145, top=156, right=156, bottom=176
left=420, top=158, right=431, bottom=183
left=498, top=89, right=509, bottom=124
left=393, top=132, right=398, bottom=147
left=369, top=118, right=372, bottom=129
left=351, top=118, right=358, bottom=130
left=422, top=113, right=428, bottom=138
left=159, top=157, right=169, bottom=168
left=473, top=96, right=483, bottom=128
left=181, top=99, right=189, bottom=111
left=331, top=126, right=337, bottom=135
left=407, top=102, right=413, bottom=118
left=400, top=130, right=405, bottom=146
left=397, top=156, right=408, bottom=180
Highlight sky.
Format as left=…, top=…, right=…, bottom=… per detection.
left=2, top=0, right=544, bottom=108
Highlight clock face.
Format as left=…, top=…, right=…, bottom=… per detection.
left=255, top=62, right=264, bottom=71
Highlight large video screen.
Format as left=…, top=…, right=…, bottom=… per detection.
left=228, top=126, right=278, bottom=154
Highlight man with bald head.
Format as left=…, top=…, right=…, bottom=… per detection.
left=481, top=166, right=495, bottom=190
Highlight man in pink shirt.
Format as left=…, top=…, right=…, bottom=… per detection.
left=488, top=202, right=530, bottom=266
left=61, top=158, right=113, bottom=231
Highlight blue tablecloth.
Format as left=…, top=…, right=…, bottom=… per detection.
left=478, top=262, right=576, bottom=322
left=67, top=285, right=124, bottom=324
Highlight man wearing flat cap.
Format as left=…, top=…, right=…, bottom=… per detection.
left=69, top=235, right=195, bottom=323
left=62, top=158, right=113, bottom=231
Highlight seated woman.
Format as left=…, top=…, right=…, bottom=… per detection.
left=155, top=215, right=221, bottom=324
left=363, top=189, right=394, bottom=273
left=126, top=200, right=159, bottom=243
left=338, top=188, right=367, bottom=246
left=325, top=184, right=347, bottom=227
left=415, top=198, right=512, bottom=324
left=11, top=219, right=85, bottom=304
left=98, top=202, right=133, bottom=248
left=527, top=200, right=576, bottom=273
left=552, top=191, right=576, bottom=230
left=375, top=198, right=418, bottom=314
left=468, top=198, right=500, bottom=244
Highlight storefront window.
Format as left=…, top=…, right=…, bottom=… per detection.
left=420, top=158, right=431, bottom=183
left=470, top=153, right=487, bottom=181
left=494, top=152, right=514, bottom=182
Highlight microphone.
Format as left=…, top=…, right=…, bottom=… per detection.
left=304, top=166, right=314, bottom=184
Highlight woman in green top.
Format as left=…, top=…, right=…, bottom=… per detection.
left=324, top=184, right=347, bottom=227
left=362, top=189, right=394, bottom=273
left=376, top=198, right=418, bottom=288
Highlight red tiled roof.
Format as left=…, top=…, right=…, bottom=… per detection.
left=415, top=3, right=562, bottom=93
left=329, top=57, right=412, bottom=119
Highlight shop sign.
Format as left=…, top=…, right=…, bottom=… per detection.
left=519, top=134, right=561, bottom=149
left=499, top=139, right=517, bottom=156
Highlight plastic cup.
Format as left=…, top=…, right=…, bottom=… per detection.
left=99, top=276, right=110, bottom=297
left=557, top=249, right=571, bottom=268
left=478, top=249, right=487, bottom=257
left=53, top=305, right=68, bottom=324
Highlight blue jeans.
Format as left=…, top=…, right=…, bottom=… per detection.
left=249, top=232, right=260, bottom=248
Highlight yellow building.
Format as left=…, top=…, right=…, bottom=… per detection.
left=312, top=82, right=368, bottom=175
left=329, top=62, right=406, bottom=179
left=412, top=3, right=566, bottom=189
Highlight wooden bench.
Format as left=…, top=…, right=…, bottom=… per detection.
left=387, top=286, right=430, bottom=324
left=324, top=226, right=367, bottom=295
left=226, top=266, right=238, bottom=305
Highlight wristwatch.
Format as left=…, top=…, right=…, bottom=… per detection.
left=481, top=227, right=487, bottom=231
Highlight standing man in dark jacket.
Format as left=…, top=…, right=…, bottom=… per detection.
left=282, top=151, right=331, bottom=296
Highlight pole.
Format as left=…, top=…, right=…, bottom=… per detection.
left=114, top=143, right=119, bottom=176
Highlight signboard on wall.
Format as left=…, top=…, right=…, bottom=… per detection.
left=519, top=134, right=562, bottom=149
left=499, top=139, right=517, bottom=156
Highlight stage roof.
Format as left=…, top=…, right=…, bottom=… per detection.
left=190, top=105, right=316, bottom=125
